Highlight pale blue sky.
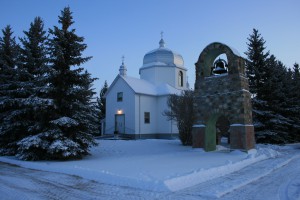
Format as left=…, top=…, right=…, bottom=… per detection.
left=1, top=0, right=299, bottom=93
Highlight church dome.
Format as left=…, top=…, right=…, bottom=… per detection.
left=140, top=38, right=185, bottom=70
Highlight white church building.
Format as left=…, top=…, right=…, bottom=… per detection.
left=104, top=37, right=189, bottom=139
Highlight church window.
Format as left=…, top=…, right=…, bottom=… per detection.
left=144, top=112, right=150, bottom=124
left=178, top=71, right=183, bottom=87
left=117, top=92, right=123, bottom=102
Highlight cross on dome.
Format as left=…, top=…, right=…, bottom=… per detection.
left=119, top=55, right=127, bottom=76
left=122, top=55, right=125, bottom=64
left=159, top=31, right=165, bottom=48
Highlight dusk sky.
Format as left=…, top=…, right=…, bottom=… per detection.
left=1, top=0, right=299, bottom=94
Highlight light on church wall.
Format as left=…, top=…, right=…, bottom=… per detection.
left=117, top=109, right=123, bottom=115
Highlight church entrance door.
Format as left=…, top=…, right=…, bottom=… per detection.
left=115, top=114, right=125, bottom=134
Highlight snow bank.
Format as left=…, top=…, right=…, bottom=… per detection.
left=164, top=147, right=280, bottom=191
left=0, top=139, right=285, bottom=192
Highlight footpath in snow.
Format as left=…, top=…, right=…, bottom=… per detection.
left=181, top=153, right=299, bottom=198
left=0, top=139, right=297, bottom=193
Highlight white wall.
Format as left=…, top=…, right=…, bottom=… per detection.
left=135, top=94, right=157, bottom=135
left=140, top=66, right=175, bottom=87
left=105, top=77, right=136, bottom=135
left=134, top=94, right=178, bottom=136
left=175, top=67, right=188, bottom=89
left=157, top=96, right=178, bottom=134
left=105, top=76, right=179, bottom=137
left=140, top=67, right=156, bottom=85
left=140, top=66, right=188, bottom=90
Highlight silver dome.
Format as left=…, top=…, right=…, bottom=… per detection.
left=141, top=39, right=185, bottom=70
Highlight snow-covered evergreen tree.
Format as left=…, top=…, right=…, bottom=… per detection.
left=0, top=25, right=24, bottom=155
left=246, top=29, right=300, bottom=143
left=20, top=7, right=98, bottom=160
left=15, top=17, right=53, bottom=160
left=253, top=55, right=294, bottom=143
left=292, top=63, right=300, bottom=103
left=245, top=28, right=269, bottom=142
left=245, top=28, right=269, bottom=98
left=288, top=63, right=300, bottom=142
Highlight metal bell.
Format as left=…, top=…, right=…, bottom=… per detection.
left=212, top=58, right=228, bottom=75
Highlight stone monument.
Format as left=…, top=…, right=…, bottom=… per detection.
left=192, top=42, right=255, bottom=151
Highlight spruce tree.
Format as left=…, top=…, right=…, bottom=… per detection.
left=245, top=28, right=269, bottom=98
left=26, top=6, right=97, bottom=160
left=96, top=80, right=108, bottom=134
left=99, top=80, right=108, bottom=120
left=245, top=29, right=269, bottom=142
left=273, top=61, right=300, bottom=143
left=19, top=17, right=48, bottom=79
left=0, top=25, right=23, bottom=155
left=293, top=63, right=299, bottom=78
left=254, top=56, right=294, bottom=143
left=292, top=63, right=300, bottom=102
left=245, top=29, right=300, bottom=143
left=16, top=17, right=53, bottom=160
left=289, top=63, right=300, bottom=142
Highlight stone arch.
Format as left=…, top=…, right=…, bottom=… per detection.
left=216, top=115, right=231, bottom=144
left=192, top=42, right=255, bottom=151
left=195, top=42, right=246, bottom=89
left=204, top=110, right=232, bottom=151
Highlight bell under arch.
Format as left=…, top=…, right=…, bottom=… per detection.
left=195, top=42, right=245, bottom=81
left=212, top=55, right=228, bottom=75
left=192, top=42, right=255, bottom=151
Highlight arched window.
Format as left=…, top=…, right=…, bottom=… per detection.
left=178, top=71, right=183, bottom=87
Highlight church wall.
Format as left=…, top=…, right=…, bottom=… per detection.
left=155, top=67, right=175, bottom=87
left=175, top=67, right=187, bottom=89
left=140, top=66, right=175, bottom=87
left=157, top=96, right=178, bottom=135
left=140, top=67, right=156, bottom=84
left=140, top=66, right=188, bottom=90
left=136, top=94, right=158, bottom=135
left=105, top=78, right=136, bottom=135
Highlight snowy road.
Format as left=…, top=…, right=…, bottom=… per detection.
left=165, top=150, right=300, bottom=200
left=222, top=155, right=300, bottom=200
left=0, top=162, right=160, bottom=200
left=1, top=149, right=300, bottom=200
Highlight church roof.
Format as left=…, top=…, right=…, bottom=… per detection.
left=120, top=75, right=182, bottom=96
left=140, top=38, right=186, bottom=71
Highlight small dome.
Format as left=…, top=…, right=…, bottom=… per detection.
left=119, top=56, right=127, bottom=76
left=141, top=39, right=184, bottom=70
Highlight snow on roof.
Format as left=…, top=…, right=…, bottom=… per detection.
left=206, top=42, right=241, bottom=57
left=227, top=45, right=241, bottom=56
left=121, top=75, right=182, bottom=96
left=140, top=61, right=169, bottom=69
left=142, top=46, right=185, bottom=69
left=156, top=83, right=182, bottom=95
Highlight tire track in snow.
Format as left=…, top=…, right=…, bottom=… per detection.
left=162, top=151, right=300, bottom=200
left=0, top=162, right=163, bottom=200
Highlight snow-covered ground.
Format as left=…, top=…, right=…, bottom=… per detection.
left=0, top=139, right=300, bottom=199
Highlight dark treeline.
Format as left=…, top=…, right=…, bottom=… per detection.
left=0, top=7, right=98, bottom=161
